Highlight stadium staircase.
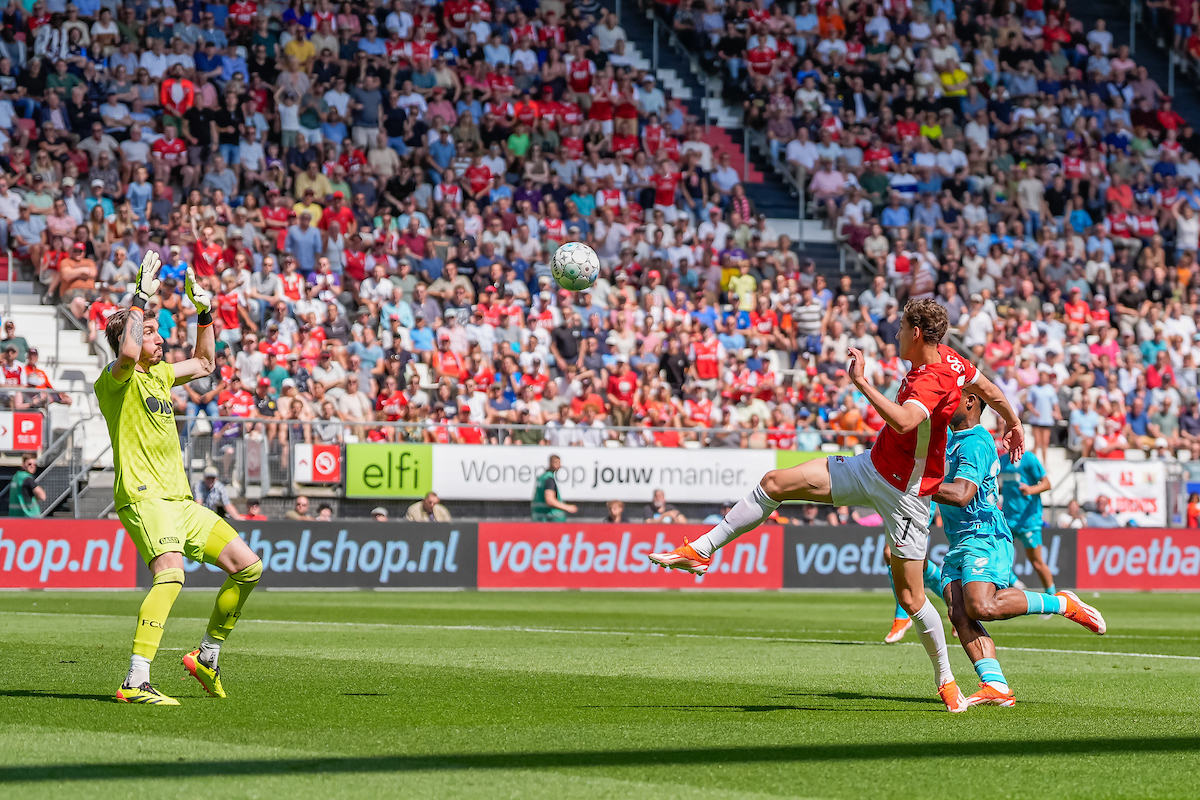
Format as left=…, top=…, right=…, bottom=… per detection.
left=1, top=256, right=112, bottom=518
left=611, top=2, right=801, bottom=218
left=1079, top=0, right=1200, bottom=124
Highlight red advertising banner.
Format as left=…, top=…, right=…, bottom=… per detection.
left=1077, top=529, right=1200, bottom=590
left=477, top=523, right=784, bottom=589
left=0, top=412, right=43, bottom=451
left=0, top=520, right=137, bottom=588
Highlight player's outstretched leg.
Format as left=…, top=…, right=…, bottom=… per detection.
left=946, top=583, right=1015, bottom=707
left=967, top=585, right=1106, bottom=635
left=183, top=521, right=263, bottom=698
left=650, top=460, right=831, bottom=572
left=117, top=559, right=184, bottom=706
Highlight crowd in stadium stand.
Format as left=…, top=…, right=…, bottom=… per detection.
left=1, top=0, right=1199, bottom=466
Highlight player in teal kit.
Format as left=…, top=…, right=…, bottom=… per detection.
left=999, top=451, right=1055, bottom=593
left=933, top=393, right=1107, bottom=707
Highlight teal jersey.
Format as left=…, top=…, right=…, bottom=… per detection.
left=999, top=451, right=1046, bottom=533
left=941, top=425, right=1010, bottom=546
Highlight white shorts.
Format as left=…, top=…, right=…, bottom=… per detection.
left=828, top=451, right=931, bottom=560
left=654, top=203, right=679, bottom=222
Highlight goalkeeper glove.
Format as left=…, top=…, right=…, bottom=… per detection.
left=185, top=267, right=214, bottom=327
left=132, top=251, right=161, bottom=309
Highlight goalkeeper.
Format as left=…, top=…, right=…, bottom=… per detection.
left=97, top=254, right=263, bottom=705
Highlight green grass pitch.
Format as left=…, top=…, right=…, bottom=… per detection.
left=1, top=590, right=1198, bottom=799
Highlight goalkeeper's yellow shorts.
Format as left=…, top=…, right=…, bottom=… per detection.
left=118, top=498, right=234, bottom=564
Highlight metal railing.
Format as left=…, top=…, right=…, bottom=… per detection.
left=745, top=127, right=807, bottom=250
left=4, top=244, right=12, bottom=319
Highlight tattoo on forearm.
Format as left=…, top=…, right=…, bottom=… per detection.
left=123, top=308, right=144, bottom=353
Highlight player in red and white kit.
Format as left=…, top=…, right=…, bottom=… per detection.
left=650, top=300, right=1024, bottom=712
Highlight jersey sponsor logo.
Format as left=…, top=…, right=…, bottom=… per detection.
left=144, top=396, right=172, bottom=416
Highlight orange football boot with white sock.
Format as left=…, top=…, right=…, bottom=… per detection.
left=1057, top=590, right=1107, bottom=635
left=967, top=683, right=1016, bottom=707
left=648, top=539, right=711, bottom=575
left=884, top=617, right=912, bottom=643
left=938, top=680, right=969, bottom=713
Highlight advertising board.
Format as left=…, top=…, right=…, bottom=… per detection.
left=0, top=520, right=137, bottom=588
left=1076, top=529, right=1200, bottom=590
left=476, top=522, right=784, bottom=589
left=181, top=522, right=476, bottom=589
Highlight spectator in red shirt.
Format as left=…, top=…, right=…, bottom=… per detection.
left=606, top=358, right=637, bottom=427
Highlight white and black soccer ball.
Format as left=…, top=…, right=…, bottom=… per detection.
left=550, top=241, right=600, bottom=291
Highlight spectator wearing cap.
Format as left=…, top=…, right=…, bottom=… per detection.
left=84, top=178, right=115, bottom=218
left=193, top=466, right=243, bottom=520
left=47, top=241, right=96, bottom=305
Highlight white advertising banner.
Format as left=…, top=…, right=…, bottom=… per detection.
left=1081, top=461, right=1167, bottom=527
left=430, top=445, right=775, bottom=503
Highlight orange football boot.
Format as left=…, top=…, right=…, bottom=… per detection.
left=885, top=617, right=913, bottom=643
left=1057, top=590, right=1107, bottom=635
left=938, top=680, right=969, bottom=713
left=648, top=539, right=711, bottom=574
left=967, top=683, right=1016, bottom=707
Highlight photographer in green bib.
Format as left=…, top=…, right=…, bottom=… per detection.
left=532, top=454, right=578, bottom=522
left=8, top=455, right=46, bottom=518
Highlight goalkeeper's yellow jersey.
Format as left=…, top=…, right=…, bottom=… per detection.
left=95, top=360, right=193, bottom=509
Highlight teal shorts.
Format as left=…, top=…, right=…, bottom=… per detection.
left=941, top=536, right=1014, bottom=588
left=1013, top=527, right=1043, bottom=550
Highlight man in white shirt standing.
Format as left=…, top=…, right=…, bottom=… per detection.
left=594, top=11, right=626, bottom=51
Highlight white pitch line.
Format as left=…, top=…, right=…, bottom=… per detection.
left=9, top=611, right=1200, bottom=661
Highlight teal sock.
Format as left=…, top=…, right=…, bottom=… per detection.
left=1047, top=583, right=1057, bottom=595
left=973, top=657, right=1008, bottom=688
left=1024, top=591, right=1067, bottom=615
left=888, top=569, right=908, bottom=620
left=923, top=560, right=944, bottom=598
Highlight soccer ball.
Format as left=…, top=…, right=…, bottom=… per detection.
left=551, top=241, right=600, bottom=291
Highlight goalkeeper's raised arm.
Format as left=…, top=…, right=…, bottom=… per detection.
left=172, top=266, right=216, bottom=386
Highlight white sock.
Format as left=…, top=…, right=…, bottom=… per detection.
left=125, top=654, right=151, bottom=688
left=690, top=485, right=780, bottom=558
left=198, top=633, right=221, bottom=668
left=986, top=680, right=1010, bottom=693
left=911, top=599, right=954, bottom=687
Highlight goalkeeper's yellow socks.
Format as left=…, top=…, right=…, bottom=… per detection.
left=199, top=561, right=262, bottom=668
left=126, top=567, right=184, bottom=687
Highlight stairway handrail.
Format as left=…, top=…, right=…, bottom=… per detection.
left=38, top=440, right=112, bottom=518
